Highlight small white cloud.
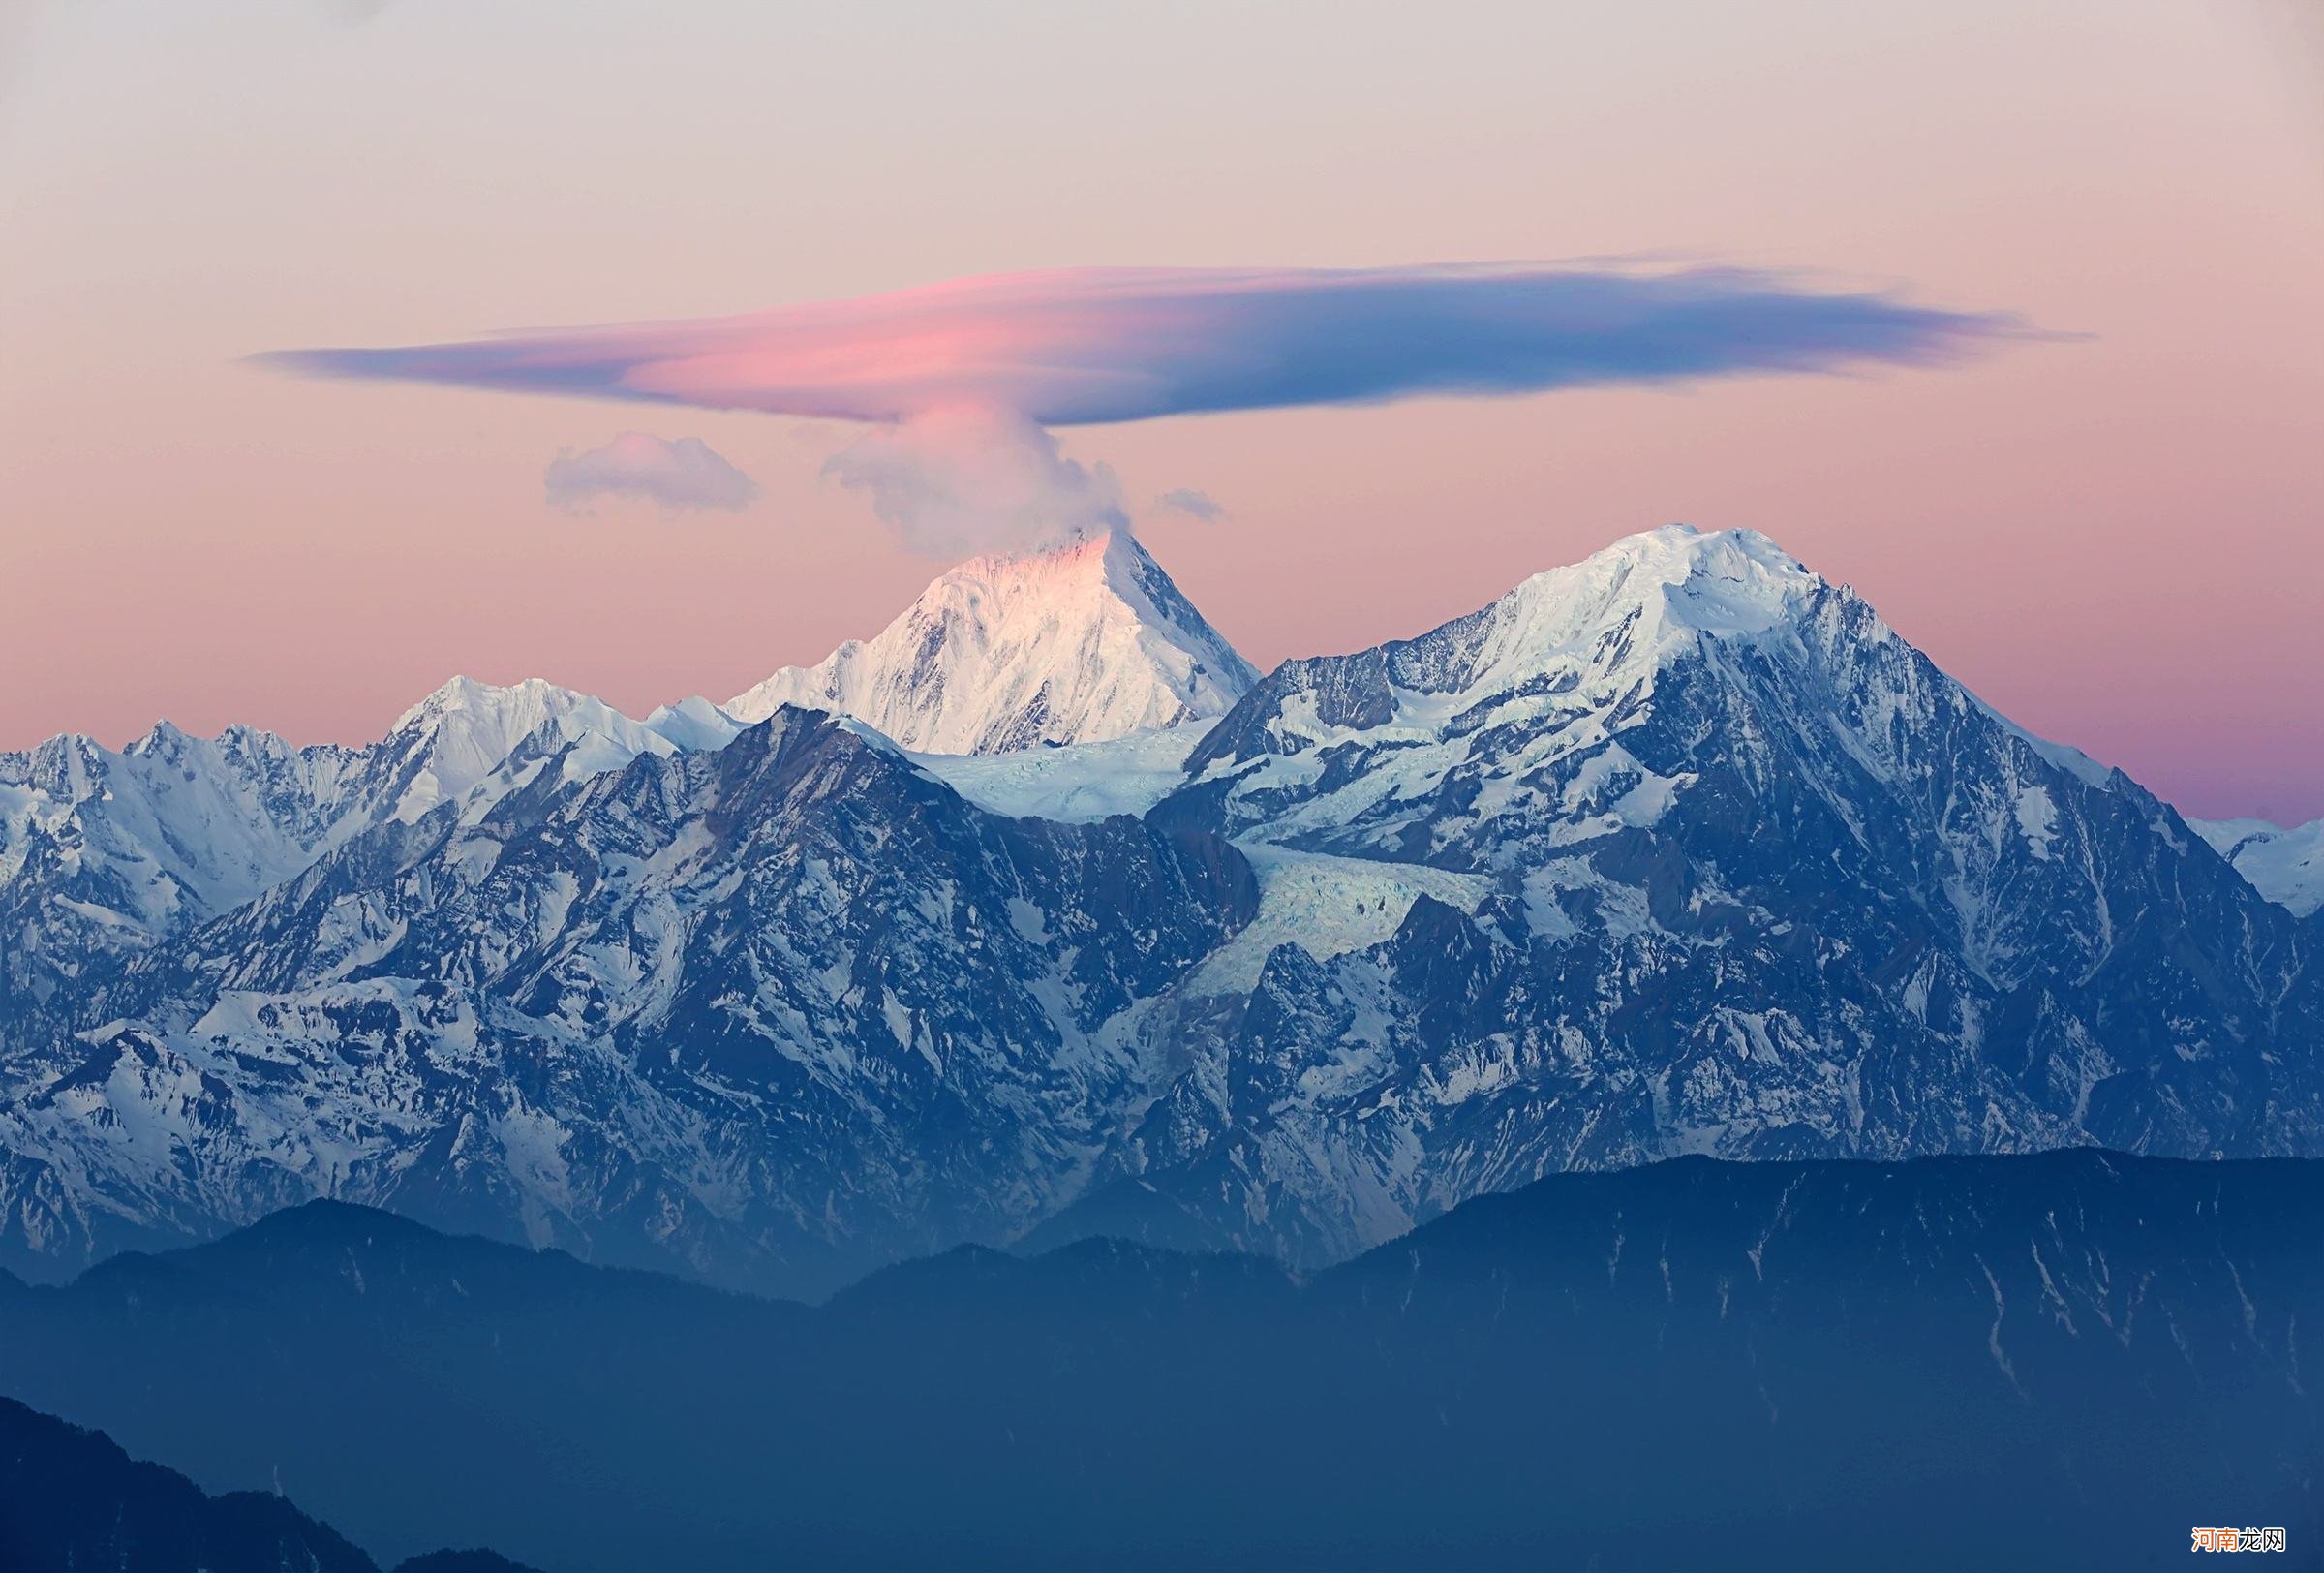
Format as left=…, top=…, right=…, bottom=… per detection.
left=544, top=433, right=760, bottom=516
left=1152, top=488, right=1225, bottom=523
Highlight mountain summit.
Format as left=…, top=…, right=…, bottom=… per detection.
left=727, top=529, right=1258, bottom=754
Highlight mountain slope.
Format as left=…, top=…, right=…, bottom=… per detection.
left=0, top=1392, right=549, bottom=1573
left=727, top=529, right=1258, bottom=753
left=2194, top=816, right=2324, bottom=918
left=0, top=1394, right=379, bottom=1573
left=1, top=1154, right=2316, bottom=1572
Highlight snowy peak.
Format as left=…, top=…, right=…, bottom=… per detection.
left=1452, top=523, right=1827, bottom=698
left=727, top=528, right=1259, bottom=755
left=2191, top=817, right=2324, bottom=918
left=0, top=675, right=723, bottom=990
left=1188, top=524, right=1838, bottom=780
left=1504, top=522, right=1821, bottom=634
left=0, top=720, right=352, bottom=944
left=389, top=674, right=637, bottom=760
left=378, top=675, right=681, bottom=820
left=1178, top=518, right=2192, bottom=934
left=643, top=695, right=748, bottom=754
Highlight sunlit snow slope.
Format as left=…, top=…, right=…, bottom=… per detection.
left=727, top=529, right=1257, bottom=754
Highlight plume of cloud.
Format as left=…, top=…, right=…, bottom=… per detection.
left=821, top=407, right=1127, bottom=556
left=265, top=262, right=2035, bottom=554
left=544, top=432, right=760, bottom=515
left=1151, top=487, right=1226, bottom=523
left=259, top=262, right=2028, bottom=427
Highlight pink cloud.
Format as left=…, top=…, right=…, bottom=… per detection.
left=260, top=262, right=2025, bottom=427
left=820, top=408, right=1126, bottom=555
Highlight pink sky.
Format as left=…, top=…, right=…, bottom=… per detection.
left=1, top=0, right=2319, bottom=820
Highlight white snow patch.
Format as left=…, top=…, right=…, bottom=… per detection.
left=1188, top=845, right=1490, bottom=995
left=2013, top=786, right=2059, bottom=860
left=916, top=725, right=1206, bottom=823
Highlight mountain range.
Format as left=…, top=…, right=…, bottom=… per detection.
left=2, top=522, right=2319, bottom=1295
left=0, top=1152, right=2314, bottom=1572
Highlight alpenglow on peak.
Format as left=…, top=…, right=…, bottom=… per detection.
left=727, top=528, right=1259, bottom=756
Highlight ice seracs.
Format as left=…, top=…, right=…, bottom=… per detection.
left=727, top=528, right=1258, bottom=755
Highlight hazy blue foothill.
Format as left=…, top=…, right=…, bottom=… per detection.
left=1, top=1151, right=2315, bottom=1572
left=0, top=1396, right=546, bottom=1573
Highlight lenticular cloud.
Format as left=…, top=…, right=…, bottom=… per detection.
left=259, top=262, right=2020, bottom=426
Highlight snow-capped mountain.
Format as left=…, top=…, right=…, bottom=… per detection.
left=2190, top=816, right=2324, bottom=919
left=727, top=529, right=1258, bottom=754
left=1, top=709, right=1254, bottom=1290
left=0, top=532, right=1238, bottom=1044
left=1068, top=524, right=2324, bottom=1262
left=0, top=724, right=358, bottom=1028
left=1181, top=522, right=1832, bottom=858
left=0, top=678, right=749, bottom=1041
left=1, top=524, right=2317, bottom=1294
left=370, top=675, right=700, bottom=823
